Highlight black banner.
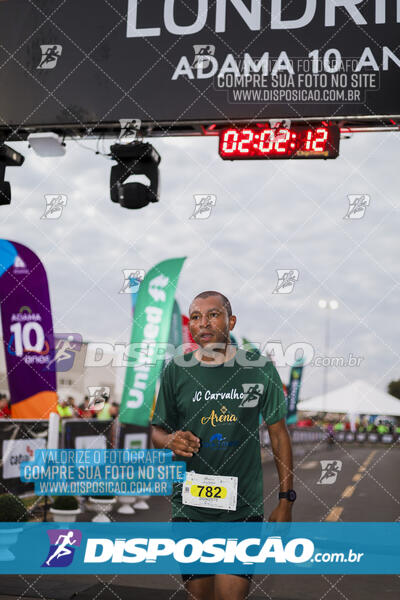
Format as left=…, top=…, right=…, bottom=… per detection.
left=116, top=422, right=150, bottom=450
left=0, top=0, right=399, bottom=132
left=62, top=418, right=115, bottom=450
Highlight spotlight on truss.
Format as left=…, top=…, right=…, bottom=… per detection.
left=0, top=144, right=25, bottom=206
left=109, top=142, right=161, bottom=210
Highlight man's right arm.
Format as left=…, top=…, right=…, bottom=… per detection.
left=151, top=425, right=200, bottom=458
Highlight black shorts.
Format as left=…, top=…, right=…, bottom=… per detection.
left=172, top=515, right=263, bottom=582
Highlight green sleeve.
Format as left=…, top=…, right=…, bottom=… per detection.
left=260, top=362, right=287, bottom=425
left=151, top=360, right=179, bottom=433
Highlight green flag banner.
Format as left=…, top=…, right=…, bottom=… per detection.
left=120, top=257, right=186, bottom=426
left=286, top=360, right=304, bottom=425
left=169, top=299, right=183, bottom=349
left=242, top=337, right=261, bottom=356
left=229, top=332, right=238, bottom=347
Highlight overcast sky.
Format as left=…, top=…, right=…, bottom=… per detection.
left=1, top=130, right=399, bottom=400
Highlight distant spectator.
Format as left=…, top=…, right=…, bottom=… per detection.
left=77, top=396, right=96, bottom=419
left=96, top=400, right=119, bottom=421
left=67, top=395, right=81, bottom=418
left=96, top=400, right=112, bottom=421
left=57, top=398, right=73, bottom=419
left=0, top=395, right=11, bottom=418
left=110, top=402, right=119, bottom=419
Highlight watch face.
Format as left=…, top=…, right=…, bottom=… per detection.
left=288, top=490, right=297, bottom=502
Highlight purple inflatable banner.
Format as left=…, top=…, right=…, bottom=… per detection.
left=0, top=240, right=57, bottom=418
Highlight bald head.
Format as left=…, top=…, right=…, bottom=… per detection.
left=190, top=291, right=232, bottom=318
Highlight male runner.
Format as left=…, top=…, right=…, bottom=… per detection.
left=152, top=291, right=295, bottom=600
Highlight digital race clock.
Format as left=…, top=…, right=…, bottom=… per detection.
left=219, top=125, right=340, bottom=160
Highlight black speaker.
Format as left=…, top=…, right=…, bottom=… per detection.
left=0, top=181, right=11, bottom=205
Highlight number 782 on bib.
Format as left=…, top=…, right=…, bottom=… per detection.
left=187, top=483, right=227, bottom=499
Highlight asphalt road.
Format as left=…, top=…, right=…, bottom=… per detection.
left=1, top=443, right=399, bottom=600
left=264, top=441, right=400, bottom=522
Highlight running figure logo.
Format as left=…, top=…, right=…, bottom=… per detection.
left=344, top=194, right=370, bottom=219
left=46, top=334, right=82, bottom=372
left=41, top=195, right=67, bottom=219
left=272, top=270, right=299, bottom=294
left=87, top=386, right=110, bottom=411
left=37, top=45, right=62, bottom=69
left=42, top=529, right=82, bottom=567
left=192, top=44, right=215, bottom=68
left=119, top=269, right=145, bottom=294
left=190, top=195, right=216, bottom=220
left=317, top=460, right=343, bottom=484
left=239, top=383, right=264, bottom=408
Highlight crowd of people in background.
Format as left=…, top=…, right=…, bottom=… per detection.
left=1, top=391, right=399, bottom=434
left=0, top=393, right=120, bottom=420
left=56, top=396, right=119, bottom=421
left=294, top=415, right=400, bottom=435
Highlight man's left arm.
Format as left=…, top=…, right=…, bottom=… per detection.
left=267, top=417, right=294, bottom=522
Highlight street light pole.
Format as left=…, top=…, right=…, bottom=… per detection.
left=318, top=299, right=339, bottom=413
left=322, top=307, right=330, bottom=413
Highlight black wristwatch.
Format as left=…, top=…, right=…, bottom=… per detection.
left=279, top=490, right=297, bottom=502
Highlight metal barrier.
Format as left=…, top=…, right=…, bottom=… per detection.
left=260, top=425, right=399, bottom=446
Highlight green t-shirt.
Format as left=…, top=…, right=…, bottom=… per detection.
left=151, top=349, right=287, bottom=521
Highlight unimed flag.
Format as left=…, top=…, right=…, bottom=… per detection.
left=119, top=257, right=186, bottom=426
left=0, top=240, right=57, bottom=418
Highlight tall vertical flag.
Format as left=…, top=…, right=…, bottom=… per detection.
left=286, top=359, right=304, bottom=425
left=0, top=240, right=57, bottom=418
left=168, top=299, right=183, bottom=351
left=149, top=299, right=184, bottom=421
left=130, top=275, right=142, bottom=314
left=120, top=257, right=186, bottom=426
left=242, top=337, right=261, bottom=357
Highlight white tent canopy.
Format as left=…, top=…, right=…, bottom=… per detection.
left=298, top=380, right=400, bottom=416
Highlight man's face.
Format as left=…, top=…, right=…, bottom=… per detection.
left=189, top=295, right=235, bottom=348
